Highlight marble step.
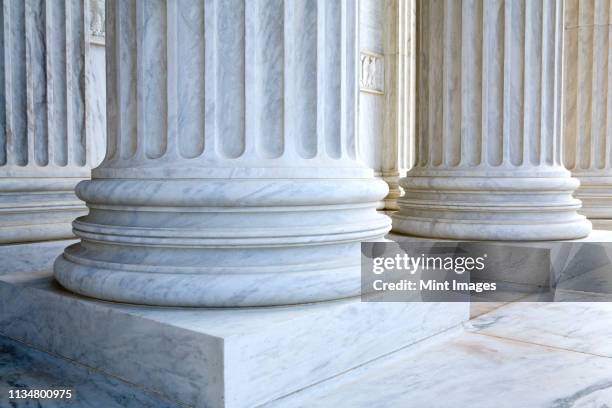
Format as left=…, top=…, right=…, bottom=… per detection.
left=0, top=240, right=468, bottom=408
left=5, top=301, right=612, bottom=408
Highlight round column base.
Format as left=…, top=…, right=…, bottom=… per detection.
left=392, top=174, right=592, bottom=241
left=574, top=179, right=612, bottom=231
left=392, top=215, right=592, bottom=241
left=54, top=177, right=391, bottom=307
left=54, top=243, right=368, bottom=307
left=0, top=189, right=86, bottom=243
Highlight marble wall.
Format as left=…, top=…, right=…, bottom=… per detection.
left=359, top=0, right=414, bottom=211
left=87, top=0, right=106, bottom=167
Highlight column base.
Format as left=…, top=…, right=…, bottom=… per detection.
left=0, top=178, right=86, bottom=243
left=54, top=177, right=391, bottom=307
left=392, top=173, right=592, bottom=241
left=588, top=219, right=612, bottom=230
left=54, top=243, right=368, bottom=307
left=573, top=176, right=612, bottom=231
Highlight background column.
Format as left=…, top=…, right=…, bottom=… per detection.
left=563, top=0, right=612, bottom=229
left=358, top=0, right=415, bottom=212
left=381, top=0, right=415, bottom=211
left=0, top=0, right=92, bottom=243
left=392, top=0, right=591, bottom=240
left=54, top=0, right=391, bottom=307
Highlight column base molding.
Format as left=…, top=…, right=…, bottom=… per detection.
left=392, top=174, right=592, bottom=241
left=573, top=177, right=612, bottom=231
left=0, top=178, right=87, bottom=243
left=55, top=177, right=391, bottom=307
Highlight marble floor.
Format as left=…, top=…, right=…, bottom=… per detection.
left=2, top=301, right=611, bottom=407
left=266, top=301, right=612, bottom=408
left=0, top=337, right=182, bottom=408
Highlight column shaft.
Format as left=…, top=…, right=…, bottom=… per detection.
left=54, top=0, right=390, bottom=307
left=0, top=0, right=91, bottom=243
left=392, top=0, right=591, bottom=240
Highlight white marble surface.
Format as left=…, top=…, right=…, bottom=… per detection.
left=466, top=301, right=612, bottom=357
left=265, top=328, right=612, bottom=407
left=359, top=0, right=386, bottom=210
left=0, top=240, right=76, bottom=275
left=392, top=0, right=591, bottom=240
left=4, top=241, right=469, bottom=408
left=0, top=336, right=179, bottom=408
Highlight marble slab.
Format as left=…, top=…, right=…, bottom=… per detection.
left=466, top=300, right=612, bottom=358
left=0, top=242, right=468, bottom=408
left=0, top=336, right=179, bottom=408
left=265, top=330, right=612, bottom=407
left=0, top=240, right=76, bottom=275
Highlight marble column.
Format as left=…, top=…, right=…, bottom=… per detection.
left=54, top=0, right=391, bottom=307
left=563, top=0, right=612, bottom=229
left=392, top=0, right=591, bottom=240
left=382, top=0, right=414, bottom=211
left=0, top=0, right=91, bottom=243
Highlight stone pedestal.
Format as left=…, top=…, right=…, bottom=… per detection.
left=392, top=0, right=591, bottom=240
left=4, top=242, right=468, bottom=408
left=55, top=0, right=391, bottom=307
left=563, top=0, right=612, bottom=229
left=0, top=0, right=92, bottom=243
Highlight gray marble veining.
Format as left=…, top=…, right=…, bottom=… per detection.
left=0, top=336, right=181, bottom=408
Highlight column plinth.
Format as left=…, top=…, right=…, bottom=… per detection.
left=0, top=0, right=91, bottom=243
left=54, top=0, right=390, bottom=307
left=392, top=0, right=591, bottom=241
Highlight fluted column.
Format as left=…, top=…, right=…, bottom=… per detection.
left=55, top=0, right=390, bottom=307
left=0, top=0, right=91, bottom=243
left=563, top=0, right=612, bottom=229
left=392, top=0, right=591, bottom=240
